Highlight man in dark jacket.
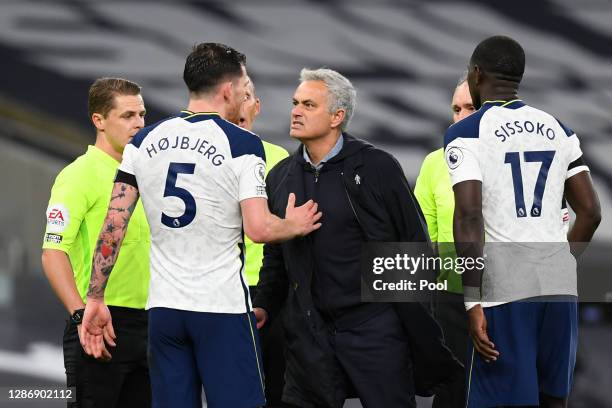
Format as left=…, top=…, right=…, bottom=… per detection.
left=254, top=68, right=462, bottom=408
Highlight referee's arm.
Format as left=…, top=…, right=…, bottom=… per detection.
left=42, top=250, right=85, bottom=315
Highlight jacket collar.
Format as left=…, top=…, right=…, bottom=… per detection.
left=302, top=134, right=344, bottom=170
left=291, top=133, right=372, bottom=165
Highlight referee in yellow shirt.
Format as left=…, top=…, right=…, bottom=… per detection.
left=42, top=78, right=150, bottom=408
left=414, top=73, right=474, bottom=408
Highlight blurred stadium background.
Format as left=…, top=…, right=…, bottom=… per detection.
left=0, top=0, right=610, bottom=407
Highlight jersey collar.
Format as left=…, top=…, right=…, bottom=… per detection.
left=179, top=110, right=221, bottom=123
left=481, top=99, right=525, bottom=109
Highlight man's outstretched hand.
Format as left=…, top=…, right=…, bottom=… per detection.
left=285, top=193, right=322, bottom=236
left=81, top=298, right=116, bottom=361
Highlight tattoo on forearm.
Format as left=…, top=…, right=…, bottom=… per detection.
left=87, top=182, right=139, bottom=300
left=109, top=184, right=128, bottom=201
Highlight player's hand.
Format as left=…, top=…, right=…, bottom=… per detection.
left=76, top=324, right=83, bottom=347
left=253, top=307, right=268, bottom=329
left=81, top=298, right=116, bottom=361
left=285, top=193, right=322, bottom=236
left=467, top=305, right=499, bottom=362
left=76, top=324, right=109, bottom=362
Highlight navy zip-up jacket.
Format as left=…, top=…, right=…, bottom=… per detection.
left=254, top=134, right=462, bottom=407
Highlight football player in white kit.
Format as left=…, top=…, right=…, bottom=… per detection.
left=446, top=36, right=601, bottom=408
left=80, top=43, right=322, bottom=408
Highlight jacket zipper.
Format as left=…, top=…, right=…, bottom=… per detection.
left=314, top=168, right=320, bottom=183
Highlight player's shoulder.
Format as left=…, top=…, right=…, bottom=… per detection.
left=131, top=115, right=179, bottom=148
left=444, top=106, right=490, bottom=148
left=554, top=118, right=576, bottom=137
left=513, top=103, right=576, bottom=138
left=532, top=106, right=575, bottom=137
left=211, top=117, right=265, bottom=160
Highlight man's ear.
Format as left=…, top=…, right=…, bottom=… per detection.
left=91, top=113, right=105, bottom=131
left=221, top=81, right=233, bottom=102
left=254, top=98, right=261, bottom=116
left=473, top=65, right=483, bottom=85
left=330, top=109, right=345, bottom=130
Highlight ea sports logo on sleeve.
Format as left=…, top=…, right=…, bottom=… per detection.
left=446, top=147, right=464, bottom=170
left=46, top=204, right=70, bottom=232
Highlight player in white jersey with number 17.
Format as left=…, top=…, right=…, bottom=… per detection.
left=80, top=43, right=322, bottom=408
left=446, top=36, right=601, bottom=408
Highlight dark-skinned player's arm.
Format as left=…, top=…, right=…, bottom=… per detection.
left=565, top=169, right=601, bottom=256
left=81, top=181, right=140, bottom=360
left=453, top=180, right=499, bottom=362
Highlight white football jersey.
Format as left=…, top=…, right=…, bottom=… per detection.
left=444, top=100, right=589, bottom=303
left=119, top=111, right=267, bottom=313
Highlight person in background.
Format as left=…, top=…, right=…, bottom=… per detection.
left=414, top=72, right=474, bottom=407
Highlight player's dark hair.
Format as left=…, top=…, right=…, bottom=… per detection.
left=183, top=43, right=246, bottom=94
left=88, top=77, right=141, bottom=118
left=470, top=36, right=525, bottom=81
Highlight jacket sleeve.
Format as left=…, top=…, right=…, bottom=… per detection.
left=373, top=150, right=463, bottom=396
left=253, top=241, right=289, bottom=321
left=377, top=151, right=431, bottom=243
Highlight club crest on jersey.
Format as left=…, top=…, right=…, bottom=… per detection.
left=254, top=163, right=266, bottom=185
left=446, top=147, right=464, bottom=170
left=46, top=204, right=70, bottom=233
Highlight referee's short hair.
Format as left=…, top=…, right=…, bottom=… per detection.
left=88, top=77, right=141, bottom=119
left=183, top=43, right=246, bottom=95
left=470, top=36, right=525, bottom=81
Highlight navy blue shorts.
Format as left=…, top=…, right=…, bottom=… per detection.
left=148, top=308, right=265, bottom=408
left=466, top=298, right=578, bottom=407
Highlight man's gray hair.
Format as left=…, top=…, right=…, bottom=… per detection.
left=299, top=68, right=356, bottom=131
left=456, top=70, right=468, bottom=88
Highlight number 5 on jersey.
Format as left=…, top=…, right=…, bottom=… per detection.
left=505, top=150, right=555, bottom=218
left=162, top=162, right=196, bottom=228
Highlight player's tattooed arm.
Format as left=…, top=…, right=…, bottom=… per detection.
left=87, top=182, right=139, bottom=300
